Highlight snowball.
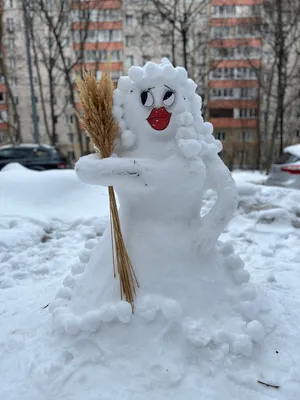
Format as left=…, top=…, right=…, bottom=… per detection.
left=175, top=66, right=188, bottom=83
left=177, top=139, right=202, bottom=159
left=220, top=241, right=235, bottom=256
left=184, top=318, right=211, bottom=347
left=112, top=105, right=123, bottom=121
left=81, top=310, right=102, bottom=332
left=161, top=298, right=182, bottom=320
left=56, top=287, right=72, bottom=300
left=114, top=301, right=132, bottom=323
left=71, top=263, right=85, bottom=276
left=63, top=275, right=75, bottom=289
left=212, top=329, right=231, bottom=345
left=225, top=254, right=244, bottom=270
left=215, top=140, right=223, bottom=153
left=233, top=269, right=250, bottom=285
left=246, top=320, right=265, bottom=343
left=194, top=94, right=202, bottom=110
left=79, top=248, right=91, bottom=264
left=117, top=76, right=132, bottom=92
left=128, top=66, right=144, bottom=82
left=113, top=89, right=124, bottom=106
left=241, top=285, right=257, bottom=301
left=162, top=63, right=177, bottom=80
left=231, top=334, right=253, bottom=357
left=203, top=122, right=214, bottom=135
left=145, top=62, right=160, bottom=78
left=176, top=126, right=197, bottom=140
left=64, top=315, right=81, bottom=336
left=121, top=130, right=136, bottom=149
left=100, top=304, right=116, bottom=322
left=241, top=301, right=259, bottom=320
left=176, top=112, right=194, bottom=127
left=186, top=78, right=197, bottom=93
left=85, top=239, right=97, bottom=250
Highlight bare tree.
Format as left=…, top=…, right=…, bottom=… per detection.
left=131, top=1, right=211, bottom=101
left=0, top=4, right=22, bottom=143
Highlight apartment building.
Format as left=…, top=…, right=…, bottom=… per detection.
left=208, top=0, right=262, bottom=169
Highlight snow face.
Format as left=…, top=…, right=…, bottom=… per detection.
left=113, top=59, right=221, bottom=159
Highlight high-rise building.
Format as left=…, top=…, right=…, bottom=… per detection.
left=208, top=0, right=262, bottom=169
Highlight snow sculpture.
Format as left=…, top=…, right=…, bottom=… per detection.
left=51, top=59, right=272, bottom=360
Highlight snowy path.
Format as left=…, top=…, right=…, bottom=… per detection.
left=1, top=166, right=300, bottom=399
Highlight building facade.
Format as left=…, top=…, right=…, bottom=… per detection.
left=207, top=0, right=262, bottom=169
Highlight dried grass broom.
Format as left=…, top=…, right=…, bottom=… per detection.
left=77, top=70, right=139, bottom=311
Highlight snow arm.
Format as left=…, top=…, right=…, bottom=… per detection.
left=75, top=153, right=153, bottom=188
left=198, top=153, right=239, bottom=252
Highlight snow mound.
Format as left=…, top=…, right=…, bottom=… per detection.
left=0, top=164, right=109, bottom=222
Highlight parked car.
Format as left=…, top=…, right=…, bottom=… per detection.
left=0, top=144, right=69, bottom=171
left=266, top=144, right=300, bottom=189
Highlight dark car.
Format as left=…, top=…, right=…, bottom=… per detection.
left=0, top=144, right=69, bottom=171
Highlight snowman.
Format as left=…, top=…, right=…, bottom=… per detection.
left=51, top=59, right=270, bottom=358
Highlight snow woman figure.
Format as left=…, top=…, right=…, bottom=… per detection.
left=51, top=59, right=271, bottom=358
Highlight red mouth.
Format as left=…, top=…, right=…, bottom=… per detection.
left=147, top=107, right=172, bottom=131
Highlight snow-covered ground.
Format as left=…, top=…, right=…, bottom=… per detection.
left=1, top=164, right=300, bottom=400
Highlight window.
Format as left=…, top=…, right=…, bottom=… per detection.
left=126, top=15, right=133, bottom=26
left=0, top=148, right=32, bottom=159
left=142, top=34, right=151, bottom=45
left=240, top=131, right=251, bottom=142
left=210, top=88, right=234, bottom=99
left=99, top=50, right=107, bottom=61
left=65, top=57, right=71, bottom=66
left=210, top=109, right=233, bottom=118
left=96, top=71, right=102, bottom=81
left=7, top=37, right=15, bottom=49
left=0, top=111, right=7, bottom=122
left=125, top=55, right=134, bottom=68
left=126, top=35, right=135, bottom=47
left=216, top=131, right=226, bottom=140
left=111, top=50, right=122, bottom=61
left=6, top=18, right=14, bottom=32
left=142, top=55, right=151, bottom=64
left=0, top=92, right=6, bottom=103
left=8, top=56, right=16, bottom=68
left=48, top=37, right=54, bottom=49
left=62, top=37, right=70, bottom=47
left=9, top=76, right=18, bottom=85
left=238, top=108, right=257, bottom=118
left=14, top=96, right=18, bottom=105
left=35, top=149, right=49, bottom=158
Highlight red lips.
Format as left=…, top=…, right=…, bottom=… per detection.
left=147, top=107, right=172, bottom=131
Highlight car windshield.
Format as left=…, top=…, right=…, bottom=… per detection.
left=275, top=152, right=300, bottom=165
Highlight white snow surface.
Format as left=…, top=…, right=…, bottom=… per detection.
left=1, top=164, right=300, bottom=400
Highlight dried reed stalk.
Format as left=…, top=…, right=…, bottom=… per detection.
left=77, top=70, right=138, bottom=311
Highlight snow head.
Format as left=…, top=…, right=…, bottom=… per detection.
left=113, top=59, right=221, bottom=157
